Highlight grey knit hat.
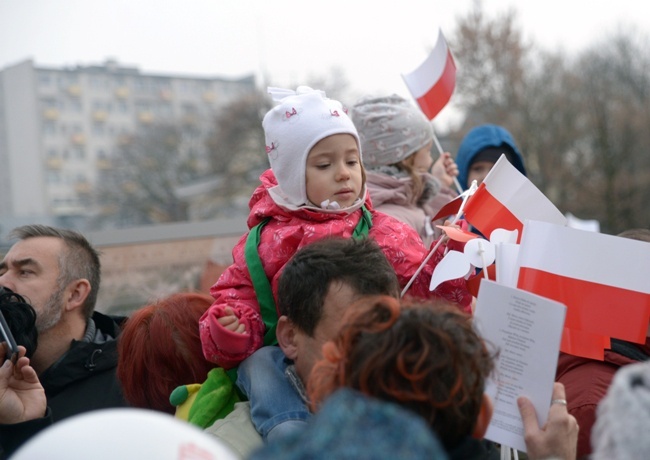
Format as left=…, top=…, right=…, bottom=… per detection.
left=350, top=94, right=433, bottom=169
left=591, top=361, right=650, bottom=459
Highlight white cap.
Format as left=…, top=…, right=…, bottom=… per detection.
left=263, top=86, right=361, bottom=209
left=11, top=408, right=239, bottom=460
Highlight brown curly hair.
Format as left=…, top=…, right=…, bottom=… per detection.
left=307, top=295, right=496, bottom=449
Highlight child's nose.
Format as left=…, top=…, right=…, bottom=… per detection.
left=336, top=163, right=351, bottom=180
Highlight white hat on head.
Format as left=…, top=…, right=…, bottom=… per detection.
left=11, top=408, right=238, bottom=460
left=263, top=86, right=362, bottom=210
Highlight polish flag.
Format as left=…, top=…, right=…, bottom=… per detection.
left=517, top=220, right=650, bottom=358
left=402, top=28, right=456, bottom=120
left=463, top=155, right=567, bottom=241
left=431, top=194, right=464, bottom=222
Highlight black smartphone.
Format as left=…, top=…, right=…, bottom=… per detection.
left=0, top=309, right=19, bottom=364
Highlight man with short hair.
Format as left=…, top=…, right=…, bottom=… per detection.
left=0, top=224, right=127, bottom=457
left=205, top=236, right=401, bottom=456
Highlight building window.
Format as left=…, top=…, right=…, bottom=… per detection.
left=46, top=171, right=62, bottom=184
left=43, top=122, right=57, bottom=136
left=72, top=147, right=85, bottom=160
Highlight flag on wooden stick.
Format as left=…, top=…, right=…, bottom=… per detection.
left=402, top=28, right=456, bottom=120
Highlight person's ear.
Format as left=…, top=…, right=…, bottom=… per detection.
left=276, top=316, right=298, bottom=360
left=64, top=279, right=91, bottom=313
left=472, top=393, right=494, bottom=439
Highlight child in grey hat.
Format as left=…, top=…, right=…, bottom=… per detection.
left=350, top=94, right=459, bottom=246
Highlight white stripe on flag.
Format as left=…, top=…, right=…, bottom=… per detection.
left=519, top=220, right=650, bottom=294
left=483, top=155, right=567, bottom=226
left=401, top=28, right=450, bottom=98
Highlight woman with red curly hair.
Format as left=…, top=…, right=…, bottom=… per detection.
left=308, top=296, right=497, bottom=459
left=117, top=292, right=215, bottom=414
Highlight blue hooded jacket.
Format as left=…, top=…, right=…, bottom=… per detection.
left=456, top=124, right=526, bottom=190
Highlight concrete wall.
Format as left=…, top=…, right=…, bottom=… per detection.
left=88, top=218, right=246, bottom=315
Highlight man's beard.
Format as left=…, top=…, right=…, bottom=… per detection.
left=36, top=285, right=65, bottom=333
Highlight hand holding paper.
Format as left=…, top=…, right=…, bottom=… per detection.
left=473, top=279, right=567, bottom=453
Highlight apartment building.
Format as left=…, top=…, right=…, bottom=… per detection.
left=0, top=58, right=256, bottom=228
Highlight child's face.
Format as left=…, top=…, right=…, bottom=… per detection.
left=467, top=160, right=495, bottom=188
left=410, top=141, right=434, bottom=173
left=305, top=133, right=363, bottom=209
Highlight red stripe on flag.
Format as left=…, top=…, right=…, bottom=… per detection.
left=466, top=265, right=496, bottom=298
left=431, top=195, right=463, bottom=222
left=560, top=328, right=610, bottom=360
left=415, top=50, right=456, bottom=120
left=463, top=183, right=523, bottom=241
left=518, top=267, right=650, bottom=344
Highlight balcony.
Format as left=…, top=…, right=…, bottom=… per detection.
left=93, top=110, right=108, bottom=122
left=43, top=108, right=59, bottom=120
left=203, top=91, right=216, bottom=102
left=46, top=157, right=63, bottom=169
left=182, top=114, right=198, bottom=125
left=138, top=111, right=153, bottom=124
left=115, top=87, right=129, bottom=99
left=67, top=85, right=82, bottom=97
left=97, top=158, right=112, bottom=169
left=71, top=133, right=86, bottom=145
left=160, top=89, right=173, bottom=101
left=75, top=182, right=92, bottom=194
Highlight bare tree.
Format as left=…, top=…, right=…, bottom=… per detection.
left=92, top=123, right=198, bottom=227
left=450, top=0, right=532, bottom=127
left=205, top=89, right=272, bottom=215
left=447, top=2, right=650, bottom=233
left=569, top=31, right=650, bottom=231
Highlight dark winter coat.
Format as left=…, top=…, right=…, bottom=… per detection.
left=0, top=312, right=128, bottom=458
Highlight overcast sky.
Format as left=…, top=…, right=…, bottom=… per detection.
left=1, top=0, right=647, bottom=127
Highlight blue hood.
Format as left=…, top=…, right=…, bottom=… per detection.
left=456, top=124, right=526, bottom=190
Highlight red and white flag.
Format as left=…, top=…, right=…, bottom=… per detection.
left=402, top=28, right=456, bottom=120
left=463, top=155, right=567, bottom=241
left=517, top=220, right=650, bottom=358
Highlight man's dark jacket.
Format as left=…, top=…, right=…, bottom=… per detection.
left=0, top=312, right=129, bottom=458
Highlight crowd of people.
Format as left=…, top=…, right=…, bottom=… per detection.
left=0, top=86, right=648, bottom=460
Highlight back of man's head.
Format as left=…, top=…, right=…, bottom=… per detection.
left=278, top=237, right=399, bottom=336
left=618, top=228, right=650, bottom=242
left=9, top=225, right=101, bottom=319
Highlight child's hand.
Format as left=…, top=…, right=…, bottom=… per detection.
left=218, top=307, right=247, bottom=334
left=431, top=152, right=459, bottom=188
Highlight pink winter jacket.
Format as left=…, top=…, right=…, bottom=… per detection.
left=199, top=169, right=473, bottom=369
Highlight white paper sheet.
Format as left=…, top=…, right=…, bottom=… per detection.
left=472, top=279, right=566, bottom=453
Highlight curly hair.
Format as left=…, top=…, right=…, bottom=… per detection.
left=307, top=295, right=496, bottom=449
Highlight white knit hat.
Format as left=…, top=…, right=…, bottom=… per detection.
left=350, top=94, right=433, bottom=169
left=263, top=86, right=362, bottom=209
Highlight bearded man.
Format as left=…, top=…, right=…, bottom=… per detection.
left=0, top=224, right=127, bottom=457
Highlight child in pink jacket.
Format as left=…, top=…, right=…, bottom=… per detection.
left=199, top=86, right=472, bottom=441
